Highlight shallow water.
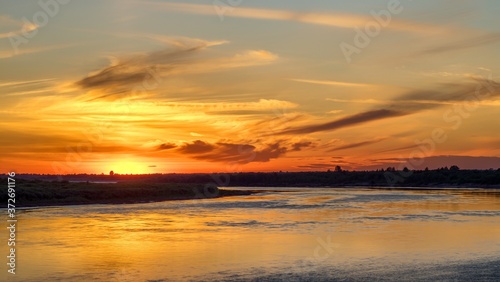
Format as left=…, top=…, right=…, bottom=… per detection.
left=2, top=188, right=500, bottom=281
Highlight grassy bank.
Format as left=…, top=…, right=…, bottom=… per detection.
left=1, top=179, right=257, bottom=207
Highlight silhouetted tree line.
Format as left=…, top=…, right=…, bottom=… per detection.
left=11, top=167, right=500, bottom=188
left=212, top=169, right=500, bottom=187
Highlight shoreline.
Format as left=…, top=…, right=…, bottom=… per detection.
left=3, top=176, right=499, bottom=209
left=7, top=186, right=500, bottom=209
left=0, top=179, right=268, bottom=209
left=7, top=189, right=264, bottom=209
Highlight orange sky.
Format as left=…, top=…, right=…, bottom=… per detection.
left=1, top=1, right=499, bottom=174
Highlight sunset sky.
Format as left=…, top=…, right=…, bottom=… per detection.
left=1, top=0, right=499, bottom=174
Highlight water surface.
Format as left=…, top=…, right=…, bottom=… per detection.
left=2, top=188, right=499, bottom=281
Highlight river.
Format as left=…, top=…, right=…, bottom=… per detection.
left=2, top=187, right=499, bottom=281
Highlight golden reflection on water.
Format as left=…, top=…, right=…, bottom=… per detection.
left=1, top=188, right=499, bottom=281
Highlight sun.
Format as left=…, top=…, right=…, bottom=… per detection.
left=107, top=158, right=152, bottom=175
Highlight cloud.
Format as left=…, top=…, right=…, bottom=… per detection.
left=0, top=15, right=38, bottom=39
left=291, top=78, right=372, bottom=88
left=178, top=140, right=215, bottom=154
left=297, top=163, right=335, bottom=170
left=328, top=138, right=386, bottom=152
left=376, top=144, right=420, bottom=154
left=157, top=143, right=177, bottom=151
left=418, top=32, right=500, bottom=56
left=291, top=141, right=314, bottom=151
left=0, top=129, right=80, bottom=149
left=0, top=44, right=71, bottom=59
left=151, top=2, right=436, bottom=34
left=280, top=109, right=407, bottom=135
left=297, top=161, right=358, bottom=170
left=0, top=78, right=58, bottom=97
left=75, top=39, right=209, bottom=97
left=156, top=99, right=297, bottom=112
left=74, top=37, right=277, bottom=100
left=0, top=15, right=20, bottom=26
left=326, top=98, right=388, bottom=105
left=142, top=34, right=228, bottom=49
left=4, top=88, right=54, bottom=97
left=0, top=78, right=55, bottom=88
left=394, top=79, right=500, bottom=104
left=279, top=78, right=500, bottom=135
left=175, top=140, right=315, bottom=163
left=328, top=110, right=343, bottom=114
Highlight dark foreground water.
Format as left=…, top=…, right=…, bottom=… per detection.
left=1, top=188, right=499, bottom=281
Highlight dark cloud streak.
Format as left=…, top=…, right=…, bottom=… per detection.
left=278, top=79, right=500, bottom=135
left=328, top=138, right=386, bottom=152
left=279, top=109, right=407, bottom=135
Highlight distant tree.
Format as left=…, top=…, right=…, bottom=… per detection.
left=109, top=171, right=114, bottom=176
left=450, top=165, right=460, bottom=171
left=425, top=167, right=429, bottom=171
left=403, top=167, right=409, bottom=172
left=334, top=165, right=342, bottom=172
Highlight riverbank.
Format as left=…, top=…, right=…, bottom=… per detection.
left=3, top=177, right=499, bottom=208
left=0, top=179, right=262, bottom=208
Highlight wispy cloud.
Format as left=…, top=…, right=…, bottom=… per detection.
left=74, top=37, right=277, bottom=100
left=376, top=144, right=420, bottom=154
left=0, top=44, right=71, bottom=59
left=4, top=88, right=53, bottom=97
left=280, top=78, right=500, bottom=135
left=297, top=163, right=335, bottom=170
left=392, top=79, right=500, bottom=107
left=0, top=78, right=57, bottom=97
left=155, top=99, right=298, bottom=112
left=328, top=137, right=386, bottom=152
left=291, top=78, right=372, bottom=88
left=280, top=109, right=407, bottom=135
left=0, top=78, right=55, bottom=88
left=326, top=98, right=388, bottom=104
left=327, top=110, right=343, bottom=114
left=0, top=15, right=38, bottom=39
left=150, top=2, right=437, bottom=34
left=75, top=38, right=220, bottom=94
left=0, top=15, right=20, bottom=26
left=417, top=32, right=500, bottom=56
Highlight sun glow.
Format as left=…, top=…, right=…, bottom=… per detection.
left=107, top=158, right=152, bottom=175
